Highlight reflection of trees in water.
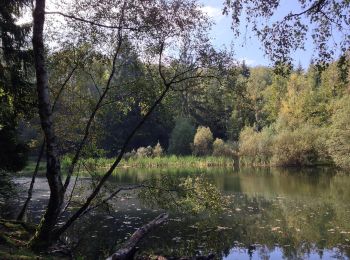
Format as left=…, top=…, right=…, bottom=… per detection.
left=62, top=171, right=350, bottom=259
left=137, top=192, right=350, bottom=259
left=0, top=172, right=21, bottom=219
left=3, top=169, right=349, bottom=258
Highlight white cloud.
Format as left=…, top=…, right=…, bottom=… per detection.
left=200, top=5, right=224, bottom=22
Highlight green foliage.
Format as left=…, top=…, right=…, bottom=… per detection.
left=139, top=174, right=226, bottom=214
left=178, top=177, right=226, bottom=214
left=327, top=95, right=350, bottom=169
left=168, top=117, right=195, bottom=156
left=193, top=126, right=213, bottom=156
left=0, top=115, right=28, bottom=172
left=0, top=0, right=34, bottom=171
left=239, top=126, right=274, bottom=165
left=272, top=125, right=324, bottom=166
left=239, top=124, right=327, bottom=167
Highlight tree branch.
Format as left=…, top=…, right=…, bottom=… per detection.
left=45, top=11, right=156, bottom=32
left=63, top=2, right=127, bottom=191
left=106, top=213, right=169, bottom=260
left=17, top=60, right=80, bottom=221
left=286, top=0, right=327, bottom=19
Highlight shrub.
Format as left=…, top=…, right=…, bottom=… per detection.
left=153, top=141, right=164, bottom=157
left=193, top=126, right=213, bottom=156
left=327, top=95, right=350, bottom=169
left=168, top=117, right=195, bottom=155
left=239, top=126, right=260, bottom=164
left=61, top=154, right=72, bottom=170
left=272, top=125, right=321, bottom=166
left=239, top=126, right=273, bottom=165
left=256, top=126, right=274, bottom=164
left=124, top=149, right=136, bottom=160
left=212, top=138, right=233, bottom=157
left=136, top=146, right=153, bottom=158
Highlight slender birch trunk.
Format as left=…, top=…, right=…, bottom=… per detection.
left=30, top=0, right=65, bottom=250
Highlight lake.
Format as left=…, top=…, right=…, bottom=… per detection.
left=2, top=167, right=350, bottom=259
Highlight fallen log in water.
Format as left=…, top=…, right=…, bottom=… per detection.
left=107, top=213, right=169, bottom=260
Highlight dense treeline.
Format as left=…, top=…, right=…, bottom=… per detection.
left=1, top=1, right=349, bottom=173
left=20, top=54, right=350, bottom=169
left=3, top=39, right=349, bottom=170
left=239, top=61, right=350, bottom=168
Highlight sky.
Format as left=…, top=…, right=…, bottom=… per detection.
left=199, top=0, right=319, bottom=69
left=20, top=0, right=343, bottom=69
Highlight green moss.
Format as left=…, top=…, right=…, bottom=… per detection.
left=0, top=219, right=65, bottom=260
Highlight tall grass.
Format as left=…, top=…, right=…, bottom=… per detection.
left=66, top=155, right=234, bottom=171
left=18, top=155, right=233, bottom=177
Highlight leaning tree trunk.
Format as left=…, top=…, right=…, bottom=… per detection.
left=29, top=0, right=65, bottom=250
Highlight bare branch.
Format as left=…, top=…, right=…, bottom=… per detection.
left=45, top=11, right=137, bottom=31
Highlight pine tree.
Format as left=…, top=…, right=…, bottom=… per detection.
left=0, top=0, right=34, bottom=171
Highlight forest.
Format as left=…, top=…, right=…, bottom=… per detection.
left=1, top=0, right=350, bottom=259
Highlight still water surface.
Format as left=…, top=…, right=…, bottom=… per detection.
left=5, top=167, right=350, bottom=259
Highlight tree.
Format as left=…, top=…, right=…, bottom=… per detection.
left=29, top=0, right=230, bottom=249
left=193, top=126, right=213, bottom=156
left=327, top=94, right=350, bottom=169
left=168, top=117, right=195, bottom=155
left=224, top=0, right=350, bottom=65
left=0, top=0, right=34, bottom=171
left=245, top=67, right=272, bottom=130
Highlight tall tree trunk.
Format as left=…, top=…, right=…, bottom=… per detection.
left=29, top=0, right=65, bottom=250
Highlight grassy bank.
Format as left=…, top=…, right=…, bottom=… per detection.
left=19, top=156, right=234, bottom=176
left=0, top=219, right=68, bottom=259
left=65, top=155, right=234, bottom=170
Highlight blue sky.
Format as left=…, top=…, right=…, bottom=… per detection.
left=199, top=0, right=318, bottom=68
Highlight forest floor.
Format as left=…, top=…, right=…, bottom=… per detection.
left=0, top=219, right=69, bottom=260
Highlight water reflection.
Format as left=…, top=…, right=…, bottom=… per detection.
left=4, top=167, right=350, bottom=259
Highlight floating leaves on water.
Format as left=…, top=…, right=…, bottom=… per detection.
left=216, top=226, right=232, bottom=231
left=169, top=218, right=182, bottom=222
left=172, top=237, right=182, bottom=242
left=271, top=227, right=280, bottom=231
